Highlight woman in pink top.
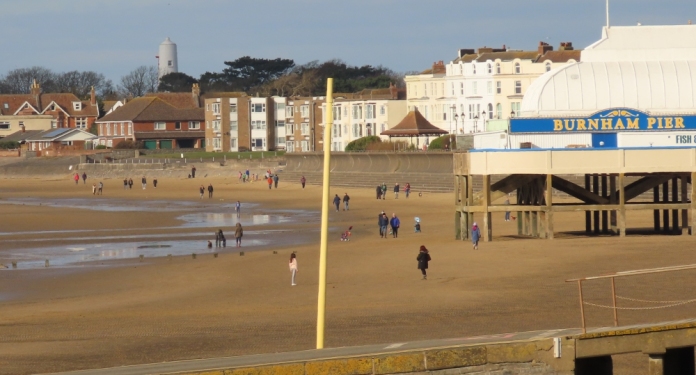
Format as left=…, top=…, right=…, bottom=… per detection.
left=289, top=253, right=298, bottom=286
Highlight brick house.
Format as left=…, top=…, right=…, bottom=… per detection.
left=24, top=128, right=96, bottom=153
left=204, top=95, right=281, bottom=152
left=0, top=80, right=99, bottom=139
left=95, top=96, right=204, bottom=149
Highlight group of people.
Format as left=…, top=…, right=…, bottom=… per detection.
left=376, top=182, right=411, bottom=200
left=377, top=211, right=401, bottom=238
left=122, top=176, right=154, bottom=190
left=210, top=222, right=244, bottom=248
left=332, top=193, right=350, bottom=211
left=266, top=172, right=279, bottom=189
left=73, top=172, right=87, bottom=184
left=199, top=184, right=214, bottom=199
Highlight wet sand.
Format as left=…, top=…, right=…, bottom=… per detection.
left=1, top=175, right=696, bottom=374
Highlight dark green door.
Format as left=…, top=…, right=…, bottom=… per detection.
left=143, top=140, right=157, bottom=149
left=160, top=140, right=173, bottom=149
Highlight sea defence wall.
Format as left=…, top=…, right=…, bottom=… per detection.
left=282, top=152, right=455, bottom=193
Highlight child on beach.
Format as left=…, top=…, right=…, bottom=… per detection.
left=414, top=217, right=421, bottom=233
left=471, top=222, right=481, bottom=250
left=341, top=226, right=352, bottom=241
left=289, top=253, right=298, bottom=286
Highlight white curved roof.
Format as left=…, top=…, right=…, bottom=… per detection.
left=160, top=37, right=175, bottom=45
left=520, top=60, right=696, bottom=117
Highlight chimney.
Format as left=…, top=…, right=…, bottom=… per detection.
left=458, top=49, right=475, bottom=58
left=538, top=41, right=553, bottom=55
left=90, top=86, right=96, bottom=106
left=389, top=82, right=398, bottom=100
left=432, top=61, right=445, bottom=74
left=30, top=79, right=41, bottom=110
left=191, top=83, right=201, bottom=107
left=559, top=42, right=574, bottom=51
left=21, top=124, right=25, bottom=133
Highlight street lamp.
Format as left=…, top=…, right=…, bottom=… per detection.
left=481, top=111, right=487, bottom=133
left=510, top=111, right=516, bottom=118
left=460, top=113, right=465, bottom=133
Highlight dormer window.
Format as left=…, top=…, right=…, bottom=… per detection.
left=545, top=62, right=552, bottom=72
left=73, top=102, right=82, bottom=111
left=514, top=62, right=521, bottom=74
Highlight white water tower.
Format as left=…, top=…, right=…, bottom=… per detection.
left=157, top=37, right=178, bottom=78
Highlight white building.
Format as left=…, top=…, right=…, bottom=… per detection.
left=507, top=24, right=696, bottom=150
left=325, top=98, right=407, bottom=151
left=157, top=37, right=178, bottom=78
left=407, top=44, right=580, bottom=135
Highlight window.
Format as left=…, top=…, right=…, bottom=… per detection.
left=380, top=105, right=386, bottom=115
left=120, top=123, right=125, bottom=135
left=487, top=81, right=492, bottom=95
left=286, top=141, right=294, bottom=152
left=230, top=121, right=238, bottom=131
left=76, top=117, right=87, bottom=129
left=154, top=122, right=166, bottom=130
left=212, top=138, right=221, bottom=150
left=300, top=105, right=309, bottom=118
left=365, top=124, right=372, bottom=136
left=276, top=120, right=285, bottom=129
left=423, top=83, right=427, bottom=96
left=472, top=64, right=476, bottom=75
left=301, top=123, right=310, bottom=135
left=451, top=82, right=454, bottom=96
left=496, top=81, right=502, bottom=94
left=515, top=81, right=522, bottom=94
left=168, top=60, right=172, bottom=67
left=252, top=103, right=266, bottom=113
left=352, top=124, right=359, bottom=138
left=301, top=140, right=309, bottom=152
left=472, top=82, right=477, bottom=95
left=212, top=120, right=221, bottom=131
left=175, top=121, right=181, bottom=130
left=460, top=82, right=464, bottom=95
left=0, top=122, right=9, bottom=130
left=251, top=120, right=266, bottom=130
left=487, top=103, right=493, bottom=119
left=230, top=138, right=237, bottom=148
left=2, top=103, right=7, bottom=109
left=545, top=62, right=552, bottom=72
left=514, top=62, right=521, bottom=74
left=352, top=105, right=362, bottom=120
left=496, top=103, right=502, bottom=119
left=442, top=105, right=448, bottom=121
left=106, top=124, right=111, bottom=135
left=468, top=104, right=475, bottom=119
left=276, top=103, right=285, bottom=112
left=276, top=136, right=285, bottom=145
left=113, top=124, right=118, bottom=135
left=188, top=121, right=200, bottom=130
left=286, top=106, right=294, bottom=117
left=72, top=102, right=82, bottom=111
left=252, top=138, right=265, bottom=148
left=212, top=103, right=221, bottom=114
left=230, top=104, right=237, bottom=113
left=366, top=104, right=376, bottom=119
left=487, top=63, right=492, bottom=74
left=381, top=123, right=386, bottom=133
left=128, top=123, right=132, bottom=135
left=333, top=106, right=341, bottom=121
left=496, top=63, right=501, bottom=74
left=511, top=102, right=521, bottom=117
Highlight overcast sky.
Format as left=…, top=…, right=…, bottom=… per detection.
left=0, top=0, right=693, bottom=83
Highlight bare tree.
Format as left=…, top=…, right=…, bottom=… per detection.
left=1, top=66, right=56, bottom=93
left=118, top=66, right=158, bottom=97
left=53, top=71, right=111, bottom=99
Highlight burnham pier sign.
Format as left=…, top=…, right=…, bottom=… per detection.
left=510, top=108, right=693, bottom=134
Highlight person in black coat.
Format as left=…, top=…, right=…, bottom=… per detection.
left=417, top=245, right=431, bottom=280
left=333, top=194, right=341, bottom=212
left=376, top=185, right=382, bottom=200
left=379, top=212, right=389, bottom=238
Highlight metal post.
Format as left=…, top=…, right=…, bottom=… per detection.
left=611, top=277, right=618, bottom=327
left=578, top=280, right=586, bottom=333
left=316, top=78, right=334, bottom=349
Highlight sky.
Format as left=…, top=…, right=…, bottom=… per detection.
left=0, top=0, right=694, bottom=83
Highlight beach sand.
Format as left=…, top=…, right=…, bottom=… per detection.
left=1, top=175, right=695, bottom=374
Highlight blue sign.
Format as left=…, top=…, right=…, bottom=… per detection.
left=510, top=108, right=696, bottom=134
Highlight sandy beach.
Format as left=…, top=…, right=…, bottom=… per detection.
left=1, top=173, right=695, bottom=374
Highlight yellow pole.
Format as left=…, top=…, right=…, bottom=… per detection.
left=316, top=78, right=333, bottom=349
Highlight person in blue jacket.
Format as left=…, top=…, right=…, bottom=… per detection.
left=471, top=222, right=481, bottom=250
left=390, top=213, right=401, bottom=238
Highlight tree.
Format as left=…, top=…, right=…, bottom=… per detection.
left=158, top=72, right=198, bottom=92
left=1, top=66, right=56, bottom=93
left=53, top=70, right=111, bottom=99
left=118, top=66, right=158, bottom=97
left=202, top=56, right=295, bottom=92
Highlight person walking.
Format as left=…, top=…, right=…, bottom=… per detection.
left=376, top=185, right=382, bottom=200
left=394, top=183, right=400, bottom=199
left=97, top=181, right=103, bottom=195
left=417, top=245, right=431, bottom=280
left=300, top=176, right=306, bottom=189
left=235, top=201, right=241, bottom=218
left=289, top=253, right=298, bottom=286
left=342, top=193, right=350, bottom=211
left=199, top=185, right=205, bottom=199
left=379, top=212, right=389, bottom=239
left=81, top=172, right=87, bottom=184
left=471, top=222, right=481, bottom=250
left=92, top=183, right=96, bottom=195
left=504, top=196, right=511, bottom=221
left=238, top=171, right=243, bottom=183
left=191, top=166, right=196, bottom=178
left=153, top=178, right=158, bottom=188
left=267, top=175, right=273, bottom=189
left=381, top=183, right=387, bottom=200
left=128, top=178, right=133, bottom=189
left=390, top=213, right=401, bottom=238
left=73, top=173, right=79, bottom=185
left=207, top=184, right=214, bottom=198
left=234, top=222, right=243, bottom=247
left=333, top=194, right=341, bottom=212
left=215, top=229, right=222, bottom=248
left=141, top=176, right=147, bottom=189
left=273, top=174, right=279, bottom=188
left=405, top=182, right=411, bottom=198
left=123, top=178, right=128, bottom=190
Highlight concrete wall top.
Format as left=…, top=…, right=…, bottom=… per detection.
left=462, top=148, right=696, bottom=175
left=286, top=152, right=454, bottom=174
